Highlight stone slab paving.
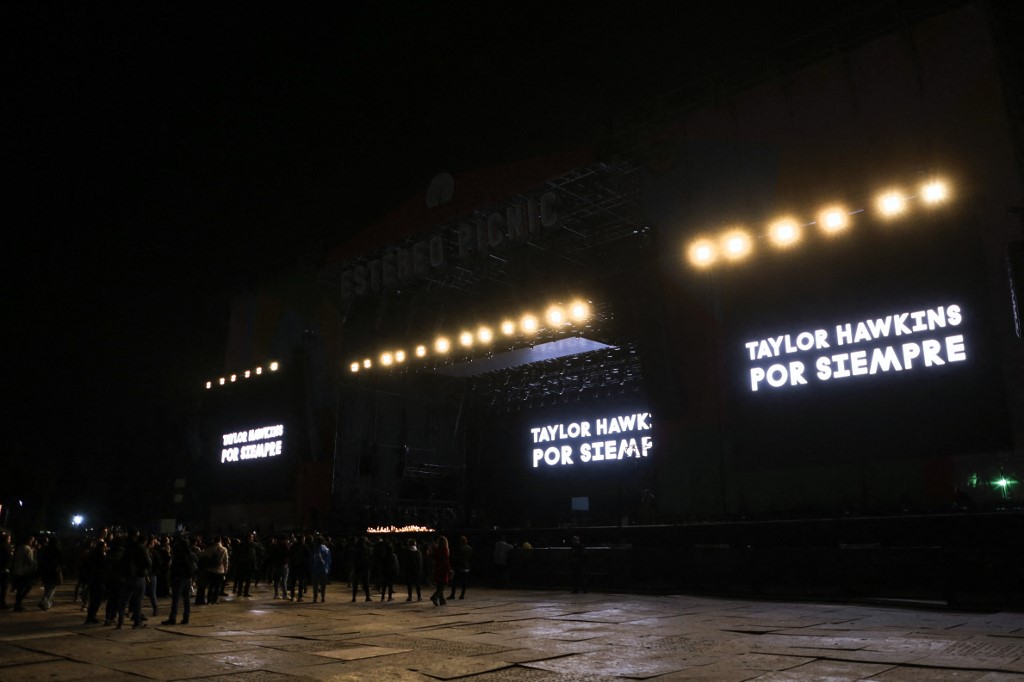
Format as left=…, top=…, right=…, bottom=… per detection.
left=1, top=584, right=1022, bottom=680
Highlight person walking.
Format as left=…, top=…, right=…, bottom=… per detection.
left=429, top=535, right=450, bottom=606
left=310, top=536, right=331, bottom=603
left=351, top=537, right=373, bottom=602
left=403, top=538, right=422, bottom=602
left=11, top=535, right=37, bottom=611
left=82, top=539, right=108, bottom=625
left=0, top=532, right=13, bottom=610
left=448, top=536, right=473, bottom=600
left=203, top=537, right=229, bottom=605
left=117, top=530, right=152, bottom=629
left=162, top=535, right=197, bottom=625
left=37, top=535, right=63, bottom=610
left=493, top=536, right=513, bottom=587
left=380, top=541, right=398, bottom=602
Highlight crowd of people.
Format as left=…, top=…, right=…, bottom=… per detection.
left=0, top=529, right=541, bottom=624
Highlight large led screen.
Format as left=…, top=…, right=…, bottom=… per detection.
left=198, top=369, right=299, bottom=504
left=719, top=212, right=1010, bottom=466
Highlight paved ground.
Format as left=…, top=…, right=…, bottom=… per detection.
left=1, top=582, right=1022, bottom=680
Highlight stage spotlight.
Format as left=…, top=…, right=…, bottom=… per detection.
left=720, top=229, right=752, bottom=261
left=362, top=358, right=372, bottom=369
left=380, top=352, right=394, bottom=367
left=218, top=377, right=226, bottom=385
left=500, top=320, right=516, bottom=336
left=921, top=179, right=949, bottom=205
left=520, top=314, right=539, bottom=334
left=568, top=300, right=590, bottom=322
left=459, top=331, right=473, bottom=347
left=545, top=305, right=566, bottom=326
left=244, top=370, right=251, bottom=378
left=230, top=374, right=237, bottom=382
left=768, top=217, right=801, bottom=248
left=349, top=362, right=360, bottom=373
left=818, top=206, right=850, bottom=235
left=477, top=326, right=493, bottom=343
left=395, top=350, right=406, bottom=363
left=269, top=361, right=279, bottom=371
left=435, top=337, right=451, bottom=353
left=687, top=238, right=717, bottom=268
left=877, top=190, right=907, bottom=217
left=255, top=366, right=263, bottom=375
left=415, top=344, right=427, bottom=358
left=205, top=381, right=212, bottom=389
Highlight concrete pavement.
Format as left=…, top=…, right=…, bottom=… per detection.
left=1, top=582, right=1022, bottom=680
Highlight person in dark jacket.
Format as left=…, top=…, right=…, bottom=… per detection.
left=0, top=532, right=13, bottom=609
left=162, top=535, right=197, bottom=625
left=429, top=535, right=450, bottom=606
left=145, top=535, right=162, bottom=616
left=82, top=539, right=108, bottom=624
left=403, top=538, right=422, bottom=602
left=103, top=538, right=124, bottom=625
left=379, top=541, right=398, bottom=602
left=448, top=536, right=473, bottom=600
left=233, top=533, right=257, bottom=597
left=117, top=530, right=152, bottom=629
left=350, top=537, right=372, bottom=602
left=289, top=535, right=311, bottom=602
left=37, top=535, right=63, bottom=610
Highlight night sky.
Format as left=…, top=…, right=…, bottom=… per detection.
left=7, top=1, right=951, bottom=528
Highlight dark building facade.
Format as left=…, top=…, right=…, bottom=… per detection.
left=195, top=4, right=1022, bottom=555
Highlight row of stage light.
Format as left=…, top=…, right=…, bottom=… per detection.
left=349, top=299, right=592, bottom=374
left=686, top=178, right=951, bottom=268
left=205, top=361, right=279, bottom=389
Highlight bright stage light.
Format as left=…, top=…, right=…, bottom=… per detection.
left=205, top=381, right=212, bottom=389
left=545, top=306, right=565, bottom=326
left=768, top=217, right=801, bottom=248
left=877, top=190, right=907, bottom=217
left=921, top=179, right=949, bottom=204
left=415, top=344, right=427, bottom=358
left=395, top=350, right=406, bottom=363
left=362, top=358, right=372, bottom=369
left=520, top=314, right=539, bottom=334
left=218, top=377, right=226, bottom=385
left=244, top=370, right=251, bottom=378
left=71, top=514, right=84, bottom=527
left=477, top=326, right=493, bottom=343
left=255, top=366, right=263, bottom=375
left=269, top=361, right=279, bottom=371
left=569, top=300, right=590, bottom=322
left=380, top=352, right=393, bottom=366
left=687, top=238, right=717, bottom=268
left=435, top=337, right=451, bottom=353
left=500, top=320, right=516, bottom=336
left=230, top=374, right=237, bottom=382
left=350, top=362, right=360, bottom=373
left=459, top=331, right=474, bottom=347
left=720, top=229, right=752, bottom=261
left=818, top=206, right=850, bottom=235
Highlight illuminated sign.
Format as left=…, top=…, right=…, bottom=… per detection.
left=744, top=303, right=967, bottom=392
left=220, top=424, right=284, bottom=463
left=530, top=412, right=653, bottom=468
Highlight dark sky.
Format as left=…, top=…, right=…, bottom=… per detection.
left=7, top=1, right=945, bottom=527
